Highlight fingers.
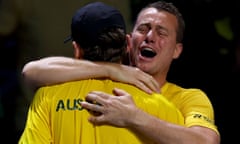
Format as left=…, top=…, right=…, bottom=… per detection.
left=81, top=101, right=103, bottom=116
left=81, top=89, right=134, bottom=127
left=134, top=81, right=152, bottom=94
left=142, top=76, right=160, bottom=93
left=112, top=88, right=129, bottom=96
left=136, top=72, right=160, bottom=94
left=81, top=100, right=105, bottom=125
left=81, top=92, right=110, bottom=125
left=85, top=91, right=108, bottom=105
left=83, top=91, right=112, bottom=115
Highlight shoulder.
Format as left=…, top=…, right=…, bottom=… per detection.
left=163, top=82, right=210, bottom=101
left=163, top=82, right=214, bottom=116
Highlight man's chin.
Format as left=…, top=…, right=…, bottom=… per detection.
left=136, top=63, right=149, bottom=72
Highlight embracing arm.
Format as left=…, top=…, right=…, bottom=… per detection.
left=81, top=88, right=220, bottom=144
left=128, top=109, right=220, bottom=144
left=22, top=56, right=108, bottom=88
left=129, top=109, right=220, bottom=144
left=22, top=56, right=160, bottom=93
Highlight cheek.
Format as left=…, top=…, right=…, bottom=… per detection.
left=132, top=34, right=144, bottom=48
left=130, top=37, right=139, bottom=51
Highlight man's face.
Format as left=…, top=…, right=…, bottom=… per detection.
left=129, top=8, right=182, bottom=79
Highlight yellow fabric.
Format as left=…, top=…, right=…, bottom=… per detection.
left=19, top=79, right=184, bottom=144
left=161, top=82, right=219, bottom=135
left=0, top=0, right=132, bottom=133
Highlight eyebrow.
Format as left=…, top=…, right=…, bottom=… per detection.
left=156, top=25, right=169, bottom=33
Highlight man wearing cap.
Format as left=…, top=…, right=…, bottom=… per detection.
left=18, top=2, right=184, bottom=144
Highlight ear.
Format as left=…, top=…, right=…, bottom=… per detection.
left=126, top=34, right=132, bottom=53
left=173, top=43, right=183, bottom=59
left=72, top=41, right=83, bottom=59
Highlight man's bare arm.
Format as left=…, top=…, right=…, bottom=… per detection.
left=22, top=56, right=160, bottom=94
left=81, top=88, right=220, bottom=144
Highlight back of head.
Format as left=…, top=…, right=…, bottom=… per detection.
left=67, top=2, right=127, bottom=62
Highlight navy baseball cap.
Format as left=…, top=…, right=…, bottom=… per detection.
left=64, top=2, right=126, bottom=48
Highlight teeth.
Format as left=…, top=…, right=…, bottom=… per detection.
left=143, top=47, right=153, bottom=51
left=140, top=48, right=156, bottom=58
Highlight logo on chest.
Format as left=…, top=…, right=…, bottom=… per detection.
left=56, top=98, right=84, bottom=112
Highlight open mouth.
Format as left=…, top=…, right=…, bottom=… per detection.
left=140, top=48, right=156, bottom=58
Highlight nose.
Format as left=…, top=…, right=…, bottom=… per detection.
left=145, top=29, right=155, bottom=43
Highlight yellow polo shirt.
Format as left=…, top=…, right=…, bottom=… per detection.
left=161, top=82, right=219, bottom=135
left=19, top=79, right=184, bottom=144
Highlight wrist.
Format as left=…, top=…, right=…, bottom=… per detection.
left=126, top=108, right=147, bottom=129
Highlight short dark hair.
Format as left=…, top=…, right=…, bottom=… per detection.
left=82, top=27, right=126, bottom=63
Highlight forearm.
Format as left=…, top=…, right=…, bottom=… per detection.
left=22, top=56, right=109, bottom=88
left=22, top=56, right=160, bottom=93
left=128, top=109, right=220, bottom=144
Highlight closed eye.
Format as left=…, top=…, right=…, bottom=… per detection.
left=137, top=24, right=150, bottom=34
